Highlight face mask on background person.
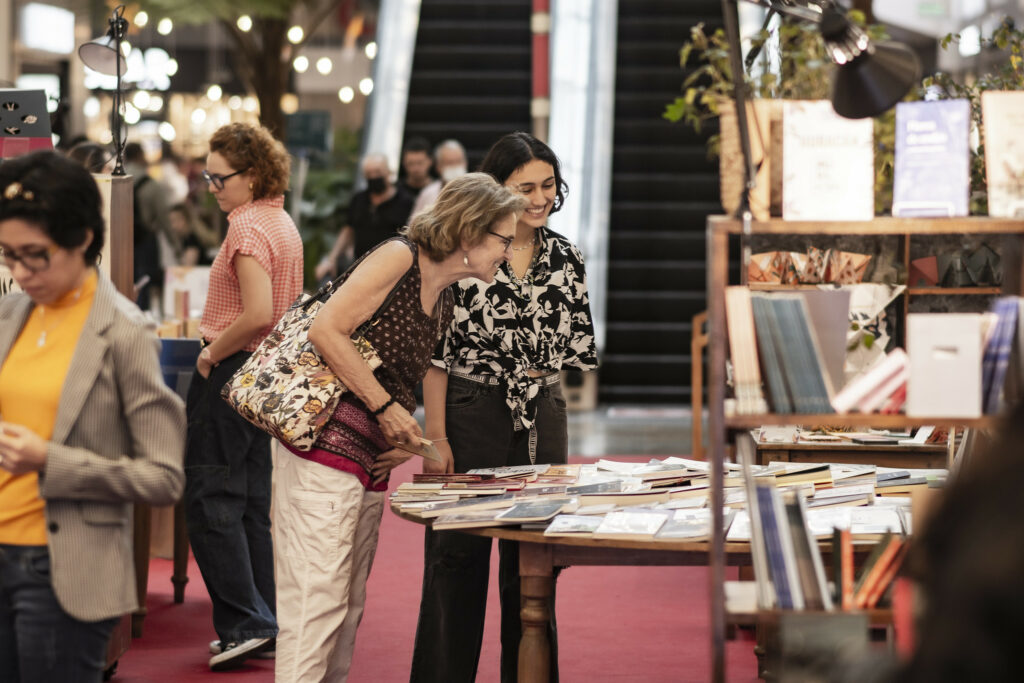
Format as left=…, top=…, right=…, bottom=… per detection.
left=441, top=165, right=467, bottom=183
left=366, top=176, right=387, bottom=194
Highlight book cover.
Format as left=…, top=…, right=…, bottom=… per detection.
left=782, top=100, right=874, bottom=221
left=495, top=499, right=573, bottom=524
left=892, top=99, right=971, bottom=217
left=431, top=509, right=506, bottom=530
left=982, top=91, right=1024, bottom=217
left=577, top=489, right=670, bottom=507
left=907, top=313, right=983, bottom=417
left=543, top=514, right=603, bottom=537
left=592, top=509, right=671, bottom=540
left=417, top=492, right=518, bottom=519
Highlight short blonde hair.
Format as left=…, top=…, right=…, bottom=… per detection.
left=209, top=123, right=291, bottom=199
left=403, top=172, right=527, bottom=261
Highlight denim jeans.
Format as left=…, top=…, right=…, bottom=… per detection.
left=0, top=544, right=118, bottom=683
left=184, top=351, right=278, bottom=642
left=411, top=375, right=566, bottom=683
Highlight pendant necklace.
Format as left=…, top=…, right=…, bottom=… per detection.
left=36, top=285, right=85, bottom=347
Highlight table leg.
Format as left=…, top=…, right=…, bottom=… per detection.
left=171, top=499, right=189, bottom=603
left=518, top=541, right=553, bottom=683
left=132, top=504, right=151, bottom=638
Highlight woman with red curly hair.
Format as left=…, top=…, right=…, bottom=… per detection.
left=184, top=122, right=303, bottom=671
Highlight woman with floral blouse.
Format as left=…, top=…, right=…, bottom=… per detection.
left=410, top=131, right=598, bottom=683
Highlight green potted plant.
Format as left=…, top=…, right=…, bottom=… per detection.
left=663, top=12, right=899, bottom=216
left=924, top=20, right=1024, bottom=215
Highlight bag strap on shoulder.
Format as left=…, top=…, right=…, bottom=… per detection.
left=307, top=237, right=418, bottom=337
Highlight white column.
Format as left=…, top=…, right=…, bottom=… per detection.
left=361, top=0, right=421, bottom=182
left=548, top=0, right=617, bottom=353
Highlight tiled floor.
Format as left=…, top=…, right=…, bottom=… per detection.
left=568, top=405, right=703, bottom=457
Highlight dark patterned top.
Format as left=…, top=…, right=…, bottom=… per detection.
left=433, top=226, right=598, bottom=429
left=290, top=238, right=454, bottom=490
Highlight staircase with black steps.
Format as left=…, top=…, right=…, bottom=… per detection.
left=602, top=0, right=723, bottom=405
left=404, top=0, right=532, bottom=170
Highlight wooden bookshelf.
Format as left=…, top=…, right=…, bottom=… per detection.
left=705, top=215, right=1024, bottom=683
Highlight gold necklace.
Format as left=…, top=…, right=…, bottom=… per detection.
left=512, top=238, right=535, bottom=252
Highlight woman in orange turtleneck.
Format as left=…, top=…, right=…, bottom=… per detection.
left=0, top=150, right=185, bottom=681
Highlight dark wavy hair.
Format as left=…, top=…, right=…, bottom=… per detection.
left=478, top=131, right=568, bottom=215
left=0, top=150, right=105, bottom=266
left=208, top=122, right=291, bottom=199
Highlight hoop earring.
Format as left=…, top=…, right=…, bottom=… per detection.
left=463, top=253, right=469, bottom=267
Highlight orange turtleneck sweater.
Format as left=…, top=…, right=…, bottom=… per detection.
left=0, top=269, right=98, bottom=545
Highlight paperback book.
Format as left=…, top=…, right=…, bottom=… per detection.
left=892, top=99, right=970, bottom=217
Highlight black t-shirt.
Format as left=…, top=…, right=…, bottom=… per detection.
left=348, top=188, right=415, bottom=260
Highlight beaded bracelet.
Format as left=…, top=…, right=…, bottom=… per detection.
left=371, top=396, right=397, bottom=416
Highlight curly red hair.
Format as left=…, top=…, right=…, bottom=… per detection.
left=208, top=123, right=291, bottom=199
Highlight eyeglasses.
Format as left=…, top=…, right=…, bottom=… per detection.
left=0, top=243, right=58, bottom=273
left=487, top=230, right=514, bottom=251
left=202, top=167, right=250, bottom=191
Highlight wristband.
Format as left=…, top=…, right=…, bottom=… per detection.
left=372, top=397, right=397, bottom=416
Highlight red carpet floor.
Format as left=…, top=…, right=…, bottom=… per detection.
left=117, top=456, right=758, bottom=682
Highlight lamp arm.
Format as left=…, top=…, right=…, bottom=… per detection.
left=110, top=5, right=127, bottom=176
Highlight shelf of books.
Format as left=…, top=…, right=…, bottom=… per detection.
left=705, top=213, right=1024, bottom=682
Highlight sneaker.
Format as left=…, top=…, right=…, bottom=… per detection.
left=210, top=639, right=275, bottom=660
left=209, top=637, right=272, bottom=671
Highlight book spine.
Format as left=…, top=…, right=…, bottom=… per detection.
left=863, top=542, right=909, bottom=608
left=840, top=528, right=854, bottom=610
left=751, top=294, right=794, bottom=413
left=854, top=535, right=903, bottom=609
left=986, top=297, right=1018, bottom=413
left=757, top=485, right=795, bottom=609
left=738, top=436, right=775, bottom=609
left=787, top=296, right=836, bottom=413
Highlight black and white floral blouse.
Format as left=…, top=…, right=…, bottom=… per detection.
left=433, top=226, right=599, bottom=429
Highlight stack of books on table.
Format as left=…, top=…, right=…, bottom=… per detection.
left=389, top=457, right=944, bottom=549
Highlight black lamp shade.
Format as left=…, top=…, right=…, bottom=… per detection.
left=78, top=35, right=127, bottom=76
left=831, top=41, right=921, bottom=119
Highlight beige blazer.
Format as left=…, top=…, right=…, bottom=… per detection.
left=0, top=274, right=186, bottom=621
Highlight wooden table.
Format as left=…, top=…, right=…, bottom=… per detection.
left=755, top=440, right=949, bottom=469
left=392, top=506, right=753, bottom=683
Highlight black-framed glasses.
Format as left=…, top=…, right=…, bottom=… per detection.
left=202, top=167, right=250, bottom=191
left=0, top=243, right=58, bottom=273
left=487, top=230, right=514, bottom=251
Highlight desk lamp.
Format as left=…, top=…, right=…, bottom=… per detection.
left=78, top=4, right=129, bottom=176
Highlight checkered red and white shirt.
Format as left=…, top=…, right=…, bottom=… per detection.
left=199, top=196, right=304, bottom=351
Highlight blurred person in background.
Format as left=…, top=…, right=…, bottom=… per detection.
left=124, top=142, right=175, bottom=312
left=0, top=150, right=185, bottom=682
left=398, top=136, right=434, bottom=201
left=184, top=122, right=304, bottom=671
left=411, top=132, right=598, bottom=683
left=66, top=141, right=113, bottom=174
left=411, top=139, right=469, bottom=218
left=168, top=203, right=215, bottom=267
left=314, top=153, right=414, bottom=282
